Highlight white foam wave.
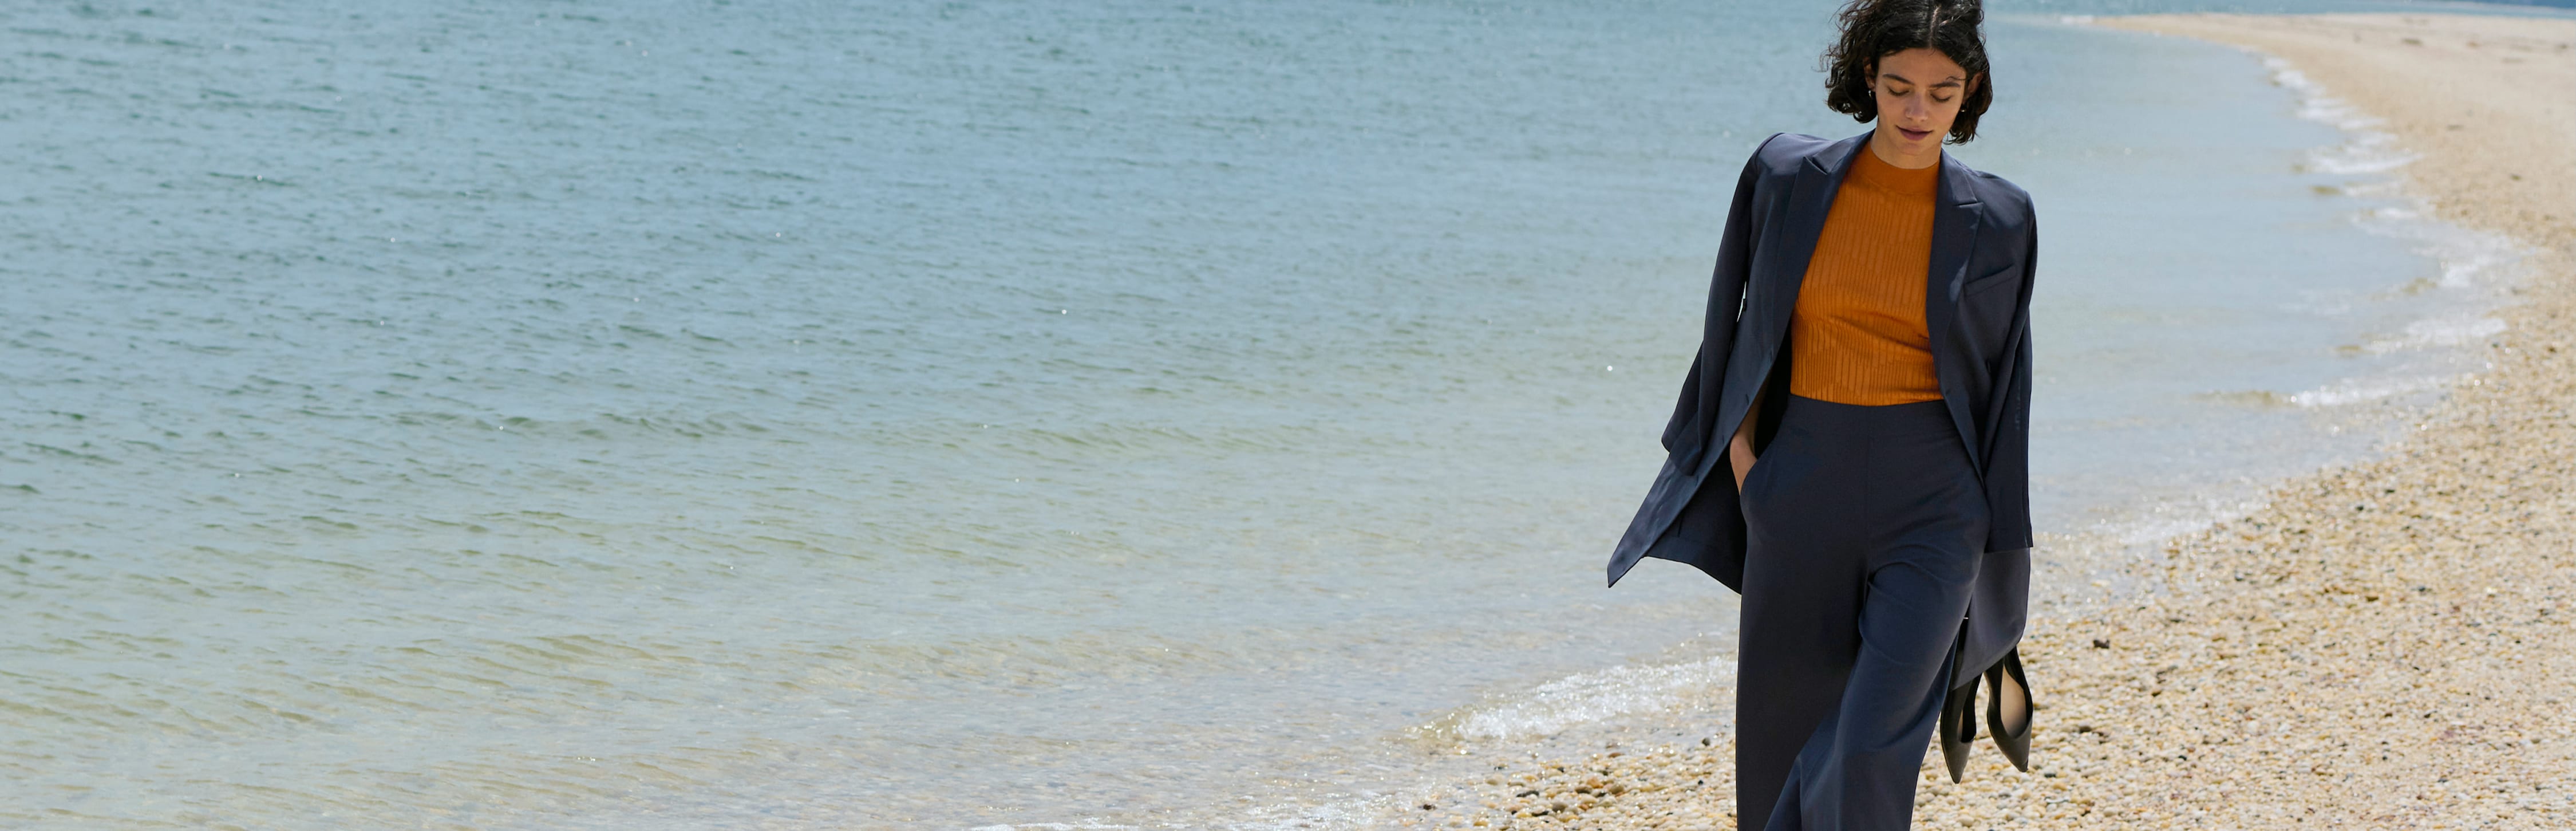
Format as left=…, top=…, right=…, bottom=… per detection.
left=2079, top=491, right=2277, bottom=556
left=2360, top=316, right=2507, bottom=355
left=1455, top=657, right=1734, bottom=741
left=2286, top=375, right=2455, bottom=408
left=2263, top=58, right=2421, bottom=176
left=2308, top=135, right=2419, bottom=175
left=2352, top=207, right=2530, bottom=294
left=1210, top=797, right=1390, bottom=831
left=2268, top=60, right=2380, bottom=131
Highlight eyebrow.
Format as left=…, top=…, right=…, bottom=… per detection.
left=1882, top=72, right=1965, bottom=88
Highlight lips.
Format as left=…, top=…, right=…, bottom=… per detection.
left=1899, top=127, right=1932, bottom=141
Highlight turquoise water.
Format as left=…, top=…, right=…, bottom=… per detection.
left=2, top=1, right=2563, bottom=829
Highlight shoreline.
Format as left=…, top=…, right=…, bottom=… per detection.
left=1354, top=12, right=2576, bottom=829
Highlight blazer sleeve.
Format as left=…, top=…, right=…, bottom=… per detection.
left=1658, top=350, right=1705, bottom=456
left=1662, top=137, right=1774, bottom=467
left=1982, top=207, right=2037, bottom=554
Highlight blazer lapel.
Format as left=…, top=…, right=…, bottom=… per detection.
left=1927, top=152, right=1985, bottom=466
left=1752, top=132, right=1868, bottom=348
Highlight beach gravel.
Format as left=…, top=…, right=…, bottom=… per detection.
left=1372, top=13, right=2576, bottom=829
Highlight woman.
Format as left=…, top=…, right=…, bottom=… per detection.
left=1601, top=1, right=2036, bottom=828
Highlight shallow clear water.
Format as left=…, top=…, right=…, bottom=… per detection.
left=0, top=1, right=2562, bottom=829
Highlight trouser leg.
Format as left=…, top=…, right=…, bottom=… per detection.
left=1732, top=446, right=1861, bottom=831
left=1769, top=541, right=1976, bottom=831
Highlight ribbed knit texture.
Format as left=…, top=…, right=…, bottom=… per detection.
left=1789, top=144, right=1943, bottom=405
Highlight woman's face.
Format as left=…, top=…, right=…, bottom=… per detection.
left=1869, top=47, right=1977, bottom=164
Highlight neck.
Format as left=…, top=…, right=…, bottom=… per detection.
left=1867, top=128, right=1942, bottom=170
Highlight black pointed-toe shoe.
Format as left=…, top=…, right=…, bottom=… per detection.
left=1983, top=648, right=2034, bottom=773
left=1938, top=669, right=1979, bottom=783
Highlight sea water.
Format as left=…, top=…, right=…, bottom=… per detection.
left=0, top=1, right=2559, bottom=829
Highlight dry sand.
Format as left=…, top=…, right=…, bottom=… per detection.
left=1365, top=13, right=2576, bottom=829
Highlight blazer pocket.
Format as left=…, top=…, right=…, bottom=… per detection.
left=1962, top=263, right=2023, bottom=298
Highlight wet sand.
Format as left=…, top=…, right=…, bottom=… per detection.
left=1368, top=13, right=2576, bottom=829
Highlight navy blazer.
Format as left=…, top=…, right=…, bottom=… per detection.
left=1605, top=129, right=2037, bottom=680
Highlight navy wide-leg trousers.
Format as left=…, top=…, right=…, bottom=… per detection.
left=1733, top=395, right=1988, bottom=831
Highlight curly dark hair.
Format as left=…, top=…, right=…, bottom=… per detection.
left=1821, top=0, right=1993, bottom=144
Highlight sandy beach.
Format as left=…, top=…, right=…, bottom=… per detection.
left=1370, top=13, right=2576, bottom=829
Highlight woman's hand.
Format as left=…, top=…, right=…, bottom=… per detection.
left=1729, top=432, right=1757, bottom=490
left=1728, top=391, right=1763, bottom=490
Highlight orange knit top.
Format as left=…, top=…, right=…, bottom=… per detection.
left=1789, top=145, right=1943, bottom=405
